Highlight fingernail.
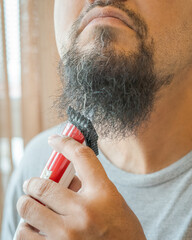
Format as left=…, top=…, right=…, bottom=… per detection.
left=23, top=179, right=30, bottom=193
left=48, top=134, right=67, bottom=143
left=48, top=135, right=60, bottom=144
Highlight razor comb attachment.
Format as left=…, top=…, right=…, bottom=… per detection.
left=67, top=106, right=99, bottom=156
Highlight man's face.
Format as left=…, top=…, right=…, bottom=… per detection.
left=55, top=0, right=192, bottom=75
left=54, top=0, right=192, bottom=138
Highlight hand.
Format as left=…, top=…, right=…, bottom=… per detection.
left=16, top=135, right=146, bottom=240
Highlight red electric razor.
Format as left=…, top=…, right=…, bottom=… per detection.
left=40, top=106, right=99, bottom=187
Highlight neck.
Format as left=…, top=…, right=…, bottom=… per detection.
left=98, top=69, right=192, bottom=174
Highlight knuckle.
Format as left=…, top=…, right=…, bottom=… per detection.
left=24, top=178, right=39, bottom=194
left=61, top=136, right=72, bottom=145
left=80, top=205, right=108, bottom=237
left=17, top=196, right=32, bottom=219
left=35, top=180, right=53, bottom=198
left=99, top=179, right=118, bottom=196
left=74, top=145, right=92, bottom=158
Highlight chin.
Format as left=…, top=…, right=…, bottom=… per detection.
left=78, top=29, right=136, bottom=54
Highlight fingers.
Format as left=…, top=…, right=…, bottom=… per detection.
left=15, top=222, right=45, bottom=240
left=23, top=178, right=80, bottom=215
left=17, top=195, right=63, bottom=236
left=48, top=135, right=108, bottom=187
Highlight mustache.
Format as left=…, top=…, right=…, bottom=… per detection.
left=70, top=0, right=148, bottom=41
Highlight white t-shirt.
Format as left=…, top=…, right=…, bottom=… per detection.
left=1, top=125, right=192, bottom=240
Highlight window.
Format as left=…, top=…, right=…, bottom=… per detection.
left=0, top=0, right=24, bottom=178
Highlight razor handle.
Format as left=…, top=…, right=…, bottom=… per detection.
left=41, top=122, right=85, bottom=186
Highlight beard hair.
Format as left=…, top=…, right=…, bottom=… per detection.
left=57, top=25, right=171, bottom=140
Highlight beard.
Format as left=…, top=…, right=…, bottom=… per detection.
left=57, top=3, right=172, bottom=139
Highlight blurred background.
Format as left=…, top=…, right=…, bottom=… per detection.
left=0, top=0, right=62, bottom=235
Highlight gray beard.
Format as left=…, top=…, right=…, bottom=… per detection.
left=57, top=20, right=172, bottom=140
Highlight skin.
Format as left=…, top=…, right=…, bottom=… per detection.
left=16, top=0, right=192, bottom=239
left=16, top=135, right=146, bottom=239
left=53, top=0, right=192, bottom=174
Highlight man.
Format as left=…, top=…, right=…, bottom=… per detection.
left=2, top=0, right=192, bottom=239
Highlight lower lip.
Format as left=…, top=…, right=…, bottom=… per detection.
left=86, top=16, right=128, bottom=29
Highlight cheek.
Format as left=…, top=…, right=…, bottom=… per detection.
left=141, top=2, right=192, bottom=75
left=54, top=0, right=85, bottom=54
left=153, top=26, right=192, bottom=77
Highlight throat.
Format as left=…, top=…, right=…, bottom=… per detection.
left=98, top=138, right=150, bottom=174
